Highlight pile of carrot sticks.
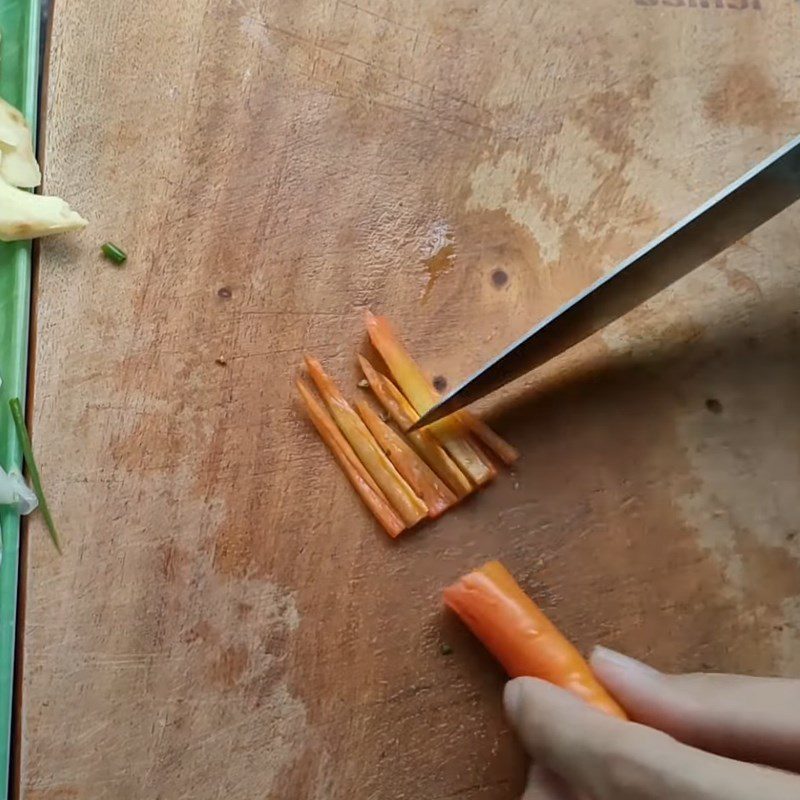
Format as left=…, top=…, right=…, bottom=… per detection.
left=297, top=311, right=518, bottom=537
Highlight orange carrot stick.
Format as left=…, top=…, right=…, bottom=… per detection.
left=297, top=380, right=384, bottom=498
left=365, top=311, right=496, bottom=486
left=363, top=311, right=517, bottom=467
left=444, top=561, right=627, bottom=719
left=358, top=356, right=473, bottom=499
left=461, top=414, right=519, bottom=466
left=355, top=400, right=457, bottom=519
left=305, top=356, right=428, bottom=528
left=297, top=380, right=405, bottom=538
left=364, top=310, right=442, bottom=413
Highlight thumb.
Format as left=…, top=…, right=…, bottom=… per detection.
left=503, top=677, right=800, bottom=800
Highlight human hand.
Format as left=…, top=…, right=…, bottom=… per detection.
left=503, top=647, right=800, bottom=799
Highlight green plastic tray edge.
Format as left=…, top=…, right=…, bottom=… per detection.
left=0, top=1, right=41, bottom=795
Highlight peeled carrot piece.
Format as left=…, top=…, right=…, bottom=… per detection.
left=358, top=356, right=473, bottom=499
left=434, top=427, right=496, bottom=486
left=305, top=356, right=428, bottom=528
left=297, top=380, right=405, bottom=538
left=298, top=380, right=384, bottom=497
left=355, top=400, right=457, bottom=519
left=365, top=311, right=496, bottom=486
left=364, top=312, right=517, bottom=466
left=364, top=311, right=441, bottom=412
left=444, top=561, right=627, bottom=719
left=460, top=414, right=519, bottom=466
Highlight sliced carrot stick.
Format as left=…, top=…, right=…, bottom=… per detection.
left=305, top=356, right=428, bottom=528
left=444, top=561, right=627, bottom=719
left=436, top=427, right=496, bottom=486
left=358, top=356, right=473, bottom=499
left=355, top=400, right=457, bottom=519
left=366, top=311, right=519, bottom=468
left=297, top=380, right=405, bottom=538
left=297, top=380, right=384, bottom=498
left=364, top=311, right=441, bottom=412
left=357, top=355, right=421, bottom=431
left=460, top=414, right=519, bottom=466
left=365, top=311, right=496, bottom=486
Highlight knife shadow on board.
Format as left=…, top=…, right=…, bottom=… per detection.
left=483, top=301, right=799, bottom=463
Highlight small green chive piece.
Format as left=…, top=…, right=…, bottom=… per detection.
left=440, top=643, right=454, bottom=656
left=101, top=242, right=127, bottom=265
left=9, top=398, right=62, bottom=554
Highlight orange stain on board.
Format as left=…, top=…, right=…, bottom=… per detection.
left=419, top=208, right=545, bottom=310
left=422, top=241, right=457, bottom=300
left=421, top=221, right=456, bottom=300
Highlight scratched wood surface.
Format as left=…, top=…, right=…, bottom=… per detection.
left=17, top=1, right=800, bottom=798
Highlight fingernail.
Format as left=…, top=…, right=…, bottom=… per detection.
left=591, top=646, right=660, bottom=677
left=503, top=678, right=524, bottom=722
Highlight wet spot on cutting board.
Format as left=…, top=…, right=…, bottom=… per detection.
left=420, top=220, right=457, bottom=300
left=422, top=208, right=544, bottom=307
left=422, top=242, right=456, bottom=300
left=705, top=398, right=723, bottom=414
left=432, top=375, right=448, bottom=392
left=467, top=87, right=658, bottom=292
left=704, top=63, right=794, bottom=130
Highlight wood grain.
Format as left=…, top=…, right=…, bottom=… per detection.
left=18, top=1, right=800, bottom=798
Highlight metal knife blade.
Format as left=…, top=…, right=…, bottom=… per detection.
left=410, top=134, right=800, bottom=431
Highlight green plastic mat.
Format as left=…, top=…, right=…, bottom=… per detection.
left=0, top=0, right=41, bottom=793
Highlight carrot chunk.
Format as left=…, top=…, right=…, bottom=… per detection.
left=444, top=561, right=627, bottom=719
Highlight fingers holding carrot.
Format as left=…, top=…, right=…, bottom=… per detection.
left=504, top=670, right=800, bottom=800
left=444, top=564, right=800, bottom=799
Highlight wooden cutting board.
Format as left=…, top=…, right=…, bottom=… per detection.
left=18, top=1, right=800, bottom=798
